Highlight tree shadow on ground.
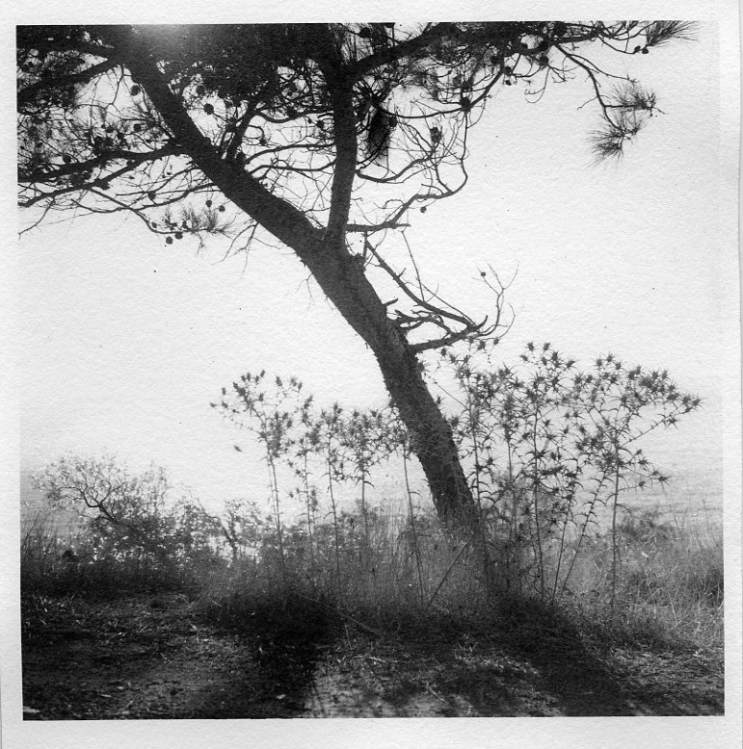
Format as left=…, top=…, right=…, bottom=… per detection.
left=22, top=593, right=720, bottom=718
left=192, top=591, right=340, bottom=718
left=376, top=600, right=647, bottom=716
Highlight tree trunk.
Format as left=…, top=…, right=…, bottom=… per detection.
left=288, top=232, right=481, bottom=533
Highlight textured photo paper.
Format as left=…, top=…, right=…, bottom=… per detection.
left=2, top=2, right=740, bottom=748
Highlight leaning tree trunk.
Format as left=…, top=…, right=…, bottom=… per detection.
left=116, top=29, right=482, bottom=537
left=309, top=249, right=479, bottom=531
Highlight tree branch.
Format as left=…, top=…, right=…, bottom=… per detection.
left=104, top=26, right=324, bottom=254
left=347, top=23, right=456, bottom=80
left=310, top=26, right=358, bottom=250
left=18, top=58, right=121, bottom=109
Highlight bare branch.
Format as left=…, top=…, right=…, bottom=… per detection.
left=18, top=58, right=121, bottom=109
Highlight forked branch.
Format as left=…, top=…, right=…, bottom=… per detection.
left=364, top=236, right=512, bottom=352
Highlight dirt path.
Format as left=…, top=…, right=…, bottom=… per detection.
left=22, top=595, right=723, bottom=719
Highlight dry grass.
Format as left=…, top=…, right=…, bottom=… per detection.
left=22, top=486, right=724, bottom=658
left=560, top=509, right=723, bottom=650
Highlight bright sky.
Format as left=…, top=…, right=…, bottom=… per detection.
left=13, top=22, right=734, bottom=515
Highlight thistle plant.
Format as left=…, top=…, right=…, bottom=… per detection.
left=213, top=340, right=701, bottom=614
left=436, top=340, right=701, bottom=606
left=568, top=355, right=702, bottom=609
left=213, top=372, right=310, bottom=583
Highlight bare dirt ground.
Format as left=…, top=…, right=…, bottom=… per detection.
left=21, top=594, right=723, bottom=719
